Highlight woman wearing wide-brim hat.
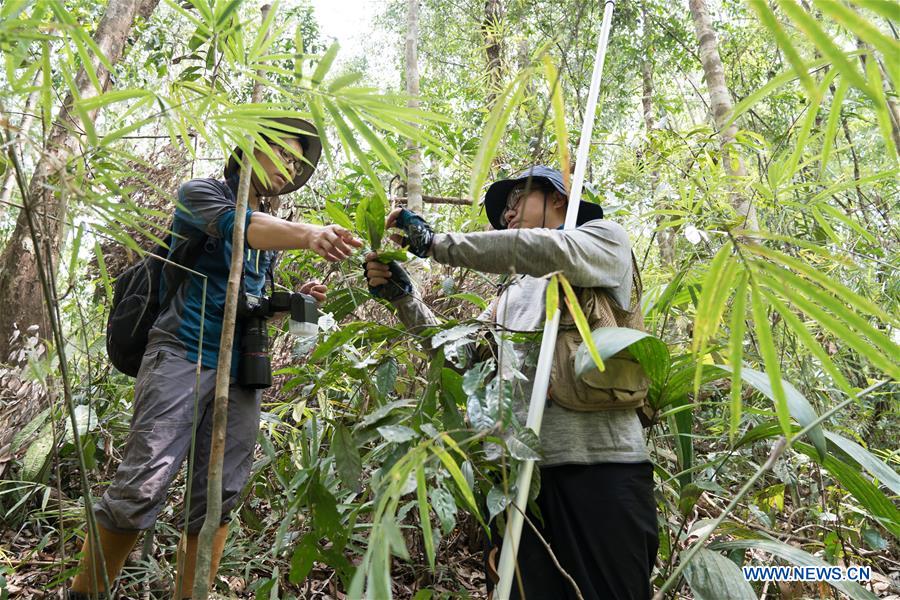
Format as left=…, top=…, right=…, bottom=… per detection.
left=364, top=165, right=658, bottom=600
left=69, top=117, right=362, bottom=598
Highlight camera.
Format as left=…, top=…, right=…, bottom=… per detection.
left=236, top=291, right=319, bottom=389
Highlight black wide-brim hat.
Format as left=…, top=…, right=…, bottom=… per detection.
left=483, top=165, right=604, bottom=230
left=224, top=117, right=322, bottom=195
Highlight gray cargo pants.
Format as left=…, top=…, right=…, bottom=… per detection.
left=94, top=348, right=261, bottom=533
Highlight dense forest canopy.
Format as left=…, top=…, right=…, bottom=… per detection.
left=0, top=0, right=897, bottom=598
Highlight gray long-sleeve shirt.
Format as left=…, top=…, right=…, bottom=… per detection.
left=392, top=219, right=650, bottom=466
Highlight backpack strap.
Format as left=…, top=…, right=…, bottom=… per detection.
left=160, top=232, right=209, bottom=306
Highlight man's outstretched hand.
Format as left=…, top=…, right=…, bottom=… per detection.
left=308, top=224, right=364, bottom=262
left=386, top=208, right=434, bottom=258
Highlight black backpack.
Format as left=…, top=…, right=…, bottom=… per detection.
left=106, top=232, right=207, bottom=376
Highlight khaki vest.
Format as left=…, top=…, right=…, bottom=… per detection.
left=548, top=253, right=650, bottom=415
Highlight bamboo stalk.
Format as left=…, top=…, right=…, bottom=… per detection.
left=191, top=6, right=273, bottom=598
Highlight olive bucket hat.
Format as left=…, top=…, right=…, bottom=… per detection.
left=224, top=117, right=322, bottom=195
left=483, top=165, right=604, bottom=230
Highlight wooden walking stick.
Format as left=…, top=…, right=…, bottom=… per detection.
left=494, top=2, right=617, bottom=597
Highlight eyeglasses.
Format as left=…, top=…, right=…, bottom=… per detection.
left=500, top=186, right=528, bottom=227
left=271, top=144, right=306, bottom=175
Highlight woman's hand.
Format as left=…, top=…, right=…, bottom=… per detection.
left=307, top=224, right=363, bottom=262
left=385, top=208, right=434, bottom=257
left=299, top=280, right=328, bottom=303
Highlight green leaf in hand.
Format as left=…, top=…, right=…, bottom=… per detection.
left=355, top=195, right=387, bottom=250
left=375, top=248, right=409, bottom=263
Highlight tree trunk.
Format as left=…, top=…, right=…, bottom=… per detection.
left=0, top=77, right=40, bottom=221
left=0, top=0, right=161, bottom=360
left=482, top=0, right=504, bottom=107
left=688, top=0, right=758, bottom=232
left=641, top=5, right=675, bottom=268
left=404, top=0, right=423, bottom=213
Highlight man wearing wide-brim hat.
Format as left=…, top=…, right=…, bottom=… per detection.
left=69, top=117, right=362, bottom=598
left=364, top=165, right=658, bottom=599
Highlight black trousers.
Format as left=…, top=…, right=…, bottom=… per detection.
left=488, top=462, right=658, bottom=600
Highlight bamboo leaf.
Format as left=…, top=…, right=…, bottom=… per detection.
left=716, top=365, right=827, bottom=458
left=795, top=442, right=900, bottom=538
left=748, top=0, right=816, bottom=97
left=311, top=42, right=339, bottom=85
left=813, top=0, right=900, bottom=77
left=752, top=265, right=900, bottom=378
left=468, top=70, right=531, bottom=215
left=819, top=77, right=849, bottom=176
left=744, top=245, right=895, bottom=324
left=559, top=274, right=604, bottom=373
left=728, top=271, right=748, bottom=443
left=545, top=274, right=559, bottom=323
left=432, top=443, right=480, bottom=520
left=760, top=289, right=856, bottom=399
left=750, top=282, right=793, bottom=439
left=543, top=55, right=570, bottom=186
left=776, top=0, right=875, bottom=99
left=416, top=463, right=436, bottom=571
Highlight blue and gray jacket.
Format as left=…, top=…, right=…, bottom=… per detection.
left=147, top=177, right=273, bottom=378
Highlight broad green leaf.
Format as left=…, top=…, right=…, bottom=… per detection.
left=311, top=322, right=368, bottom=362
left=486, top=486, right=510, bottom=519
left=710, top=538, right=879, bottom=600
left=429, top=487, right=457, bottom=534
left=22, top=423, right=53, bottom=482
left=573, top=327, right=669, bottom=389
left=332, top=424, right=362, bottom=493
left=683, top=548, right=756, bottom=600
left=288, top=533, right=317, bottom=584
left=559, top=274, right=604, bottom=372
left=374, top=358, right=399, bottom=399
left=445, top=292, right=487, bottom=310
left=325, top=200, right=354, bottom=230
left=824, top=431, right=900, bottom=496
left=416, top=463, right=435, bottom=570
left=715, top=365, right=827, bottom=458
left=377, top=424, right=417, bottom=443
left=507, top=428, right=542, bottom=461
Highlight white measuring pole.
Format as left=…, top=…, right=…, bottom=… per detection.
left=494, top=2, right=616, bottom=597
